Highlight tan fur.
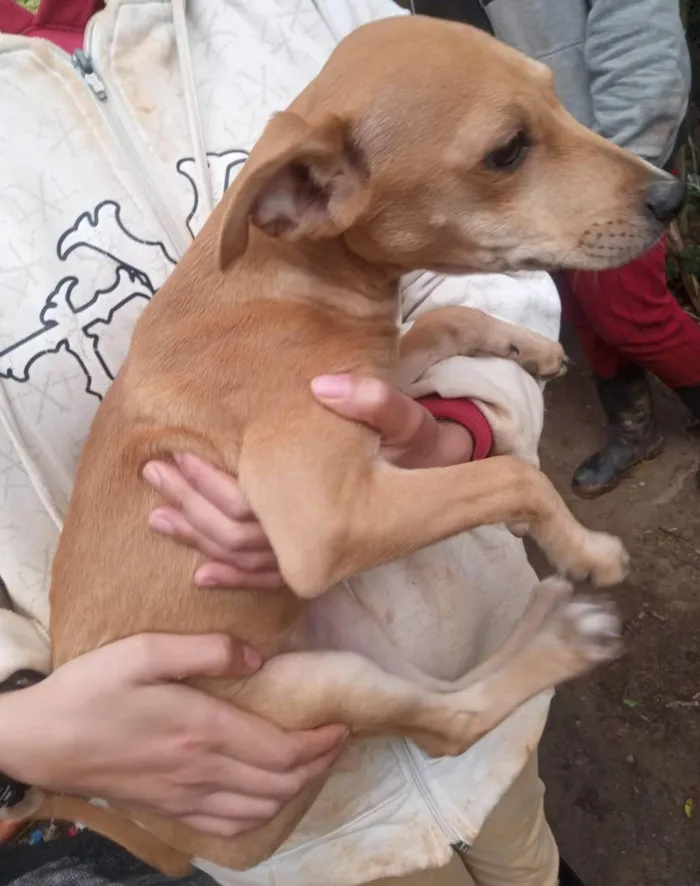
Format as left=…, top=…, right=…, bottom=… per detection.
left=35, top=17, right=680, bottom=874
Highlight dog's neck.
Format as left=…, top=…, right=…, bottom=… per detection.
left=239, top=228, right=402, bottom=322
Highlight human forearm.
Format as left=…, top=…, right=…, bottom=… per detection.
left=0, top=635, right=345, bottom=836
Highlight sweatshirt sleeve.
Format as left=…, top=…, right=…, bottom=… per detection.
left=418, top=395, right=494, bottom=460
left=585, top=0, right=691, bottom=167
left=0, top=414, right=54, bottom=684
left=399, top=270, right=562, bottom=468
left=0, top=581, right=51, bottom=684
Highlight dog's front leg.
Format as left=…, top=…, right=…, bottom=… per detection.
left=239, top=419, right=629, bottom=598
left=396, top=306, right=568, bottom=389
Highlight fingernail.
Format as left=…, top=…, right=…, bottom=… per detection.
left=311, top=374, right=352, bottom=399
left=243, top=645, right=262, bottom=672
left=149, top=514, right=174, bottom=535
left=195, top=571, right=218, bottom=588
left=142, top=463, right=162, bottom=487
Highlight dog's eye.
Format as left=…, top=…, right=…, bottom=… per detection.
left=484, top=130, right=530, bottom=172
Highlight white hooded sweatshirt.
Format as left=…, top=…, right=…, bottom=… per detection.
left=0, top=2, right=561, bottom=884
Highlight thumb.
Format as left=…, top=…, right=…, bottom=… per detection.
left=117, top=632, right=262, bottom=684
left=311, top=374, right=391, bottom=428
left=311, top=374, right=424, bottom=445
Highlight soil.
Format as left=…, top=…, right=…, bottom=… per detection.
left=534, top=327, right=700, bottom=886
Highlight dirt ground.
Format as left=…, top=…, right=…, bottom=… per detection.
left=533, top=328, right=700, bottom=885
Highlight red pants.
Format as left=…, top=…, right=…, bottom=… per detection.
left=562, top=237, right=700, bottom=388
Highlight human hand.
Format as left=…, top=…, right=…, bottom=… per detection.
left=0, top=634, right=347, bottom=837
left=311, top=374, right=474, bottom=469
left=143, top=376, right=473, bottom=589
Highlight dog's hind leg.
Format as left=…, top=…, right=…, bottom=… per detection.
left=201, top=578, right=620, bottom=758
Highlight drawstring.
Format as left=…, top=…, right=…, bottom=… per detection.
left=172, top=0, right=214, bottom=222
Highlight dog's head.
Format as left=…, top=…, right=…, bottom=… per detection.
left=217, top=16, right=684, bottom=275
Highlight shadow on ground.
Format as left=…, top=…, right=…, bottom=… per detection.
left=534, top=328, right=700, bottom=885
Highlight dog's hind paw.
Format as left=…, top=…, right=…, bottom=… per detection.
left=550, top=595, right=623, bottom=666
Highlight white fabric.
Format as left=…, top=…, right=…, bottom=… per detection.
left=0, top=2, right=561, bottom=885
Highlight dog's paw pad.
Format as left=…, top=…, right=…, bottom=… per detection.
left=560, top=596, right=622, bottom=664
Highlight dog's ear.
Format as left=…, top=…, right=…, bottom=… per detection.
left=217, top=111, right=370, bottom=271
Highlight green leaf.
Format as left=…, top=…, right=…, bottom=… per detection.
left=622, top=698, right=642, bottom=709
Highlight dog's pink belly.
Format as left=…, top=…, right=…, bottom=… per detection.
left=305, top=547, right=486, bottom=682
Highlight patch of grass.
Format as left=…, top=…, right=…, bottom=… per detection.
left=14, top=0, right=40, bottom=12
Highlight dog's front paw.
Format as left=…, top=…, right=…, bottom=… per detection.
left=508, top=335, right=569, bottom=381
left=548, top=595, right=622, bottom=667
left=557, top=530, right=630, bottom=587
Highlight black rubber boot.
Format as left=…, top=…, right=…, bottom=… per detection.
left=673, top=383, right=700, bottom=430
left=559, top=857, right=586, bottom=885
left=572, top=365, right=664, bottom=498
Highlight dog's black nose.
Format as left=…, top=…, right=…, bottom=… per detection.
left=644, top=177, right=686, bottom=223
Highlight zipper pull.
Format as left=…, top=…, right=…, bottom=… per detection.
left=72, top=50, right=107, bottom=101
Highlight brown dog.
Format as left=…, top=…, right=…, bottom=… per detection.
left=30, top=15, right=683, bottom=876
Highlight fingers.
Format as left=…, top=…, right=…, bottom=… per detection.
left=143, top=460, right=271, bottom=555
left=311, top=374, right=476, bottom=469
left=117, top=633, right=262, bottom=684
left=194, top=561, right=284, bottom=590
left=178, top=744, right=346, bottom=836
left=160, top=454, right=254, bottom=520
left=210, top=742, right=344, bottom=802
left=148, top=500, right=282, bottom=588
left=149, top=506, right=274, bottom=566
left=279, top=724, right=350, bottom=768
left=311, top=374, right=437, bottom=451
left=213, top=707, right=348, bottom=773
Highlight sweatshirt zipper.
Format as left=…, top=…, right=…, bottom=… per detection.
left=396, top=740, right=470, bottom=852
left=71, top=39, right=192, bottom=260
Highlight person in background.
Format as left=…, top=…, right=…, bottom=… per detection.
left=417, top=0, right=695, bottom=498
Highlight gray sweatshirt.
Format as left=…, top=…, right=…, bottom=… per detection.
left=480, top=0, right=691, bottom=168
